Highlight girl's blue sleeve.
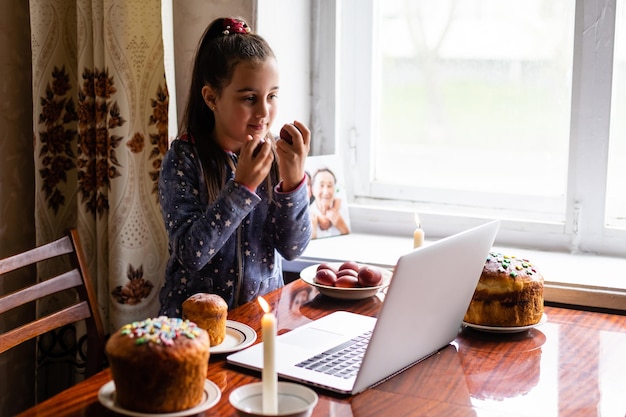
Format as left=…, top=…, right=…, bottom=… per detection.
left=270, top=179, right=312, bottom=260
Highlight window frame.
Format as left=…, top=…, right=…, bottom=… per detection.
left=319, top=0, right=626, bottom=257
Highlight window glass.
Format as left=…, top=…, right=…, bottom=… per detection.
left=606, top=0, right=626, bottom=229
left=375, top=0, right=575, bottom=218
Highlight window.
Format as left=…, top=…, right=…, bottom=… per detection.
left=331, top=0, right=626, bottom=257
left=607, top=0, right=626, bottom=230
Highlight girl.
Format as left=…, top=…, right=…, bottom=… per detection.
left=158, top=17, right=312, bottom=316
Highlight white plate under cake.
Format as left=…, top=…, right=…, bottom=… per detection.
left=98, top=379, right=221, bottom=417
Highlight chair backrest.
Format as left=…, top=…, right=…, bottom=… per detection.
left=0, top=229, right=105, bottom=376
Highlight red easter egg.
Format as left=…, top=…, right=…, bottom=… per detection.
left=279, top=126, right=293, bottom=144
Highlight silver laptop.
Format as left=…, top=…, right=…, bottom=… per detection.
left=227, top=220, right=499, bottom=394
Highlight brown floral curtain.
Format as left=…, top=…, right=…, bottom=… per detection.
left=30, top=0, right=168, bottom=400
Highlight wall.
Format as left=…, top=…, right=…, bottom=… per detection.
left=257, top=0, right=312, bottom=131
left=0, top=0, right=36, bottom=415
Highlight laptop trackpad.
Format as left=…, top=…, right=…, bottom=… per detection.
left=279, top=327, right=347, bottom=351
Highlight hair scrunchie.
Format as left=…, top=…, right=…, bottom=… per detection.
left=221, top=18, right=250, bottom=35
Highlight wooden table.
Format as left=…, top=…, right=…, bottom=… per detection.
left=17, top=279, right=626, bottom=417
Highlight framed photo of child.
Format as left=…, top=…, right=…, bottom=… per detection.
left=305, top=155, right=351, bottom=239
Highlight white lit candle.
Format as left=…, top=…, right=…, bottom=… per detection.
left=258, top=296, right=278, bottom=414
left=413, top=213, right=425, bottom=248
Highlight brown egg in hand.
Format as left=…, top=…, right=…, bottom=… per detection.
left=279, top=124, right=301, bottom=145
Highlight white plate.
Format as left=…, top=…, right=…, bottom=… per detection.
left=463, top=313, right=548, bottom=333
left=98, top=379, right=221, bottom=417
left=299, top=263, right=392, bottom=300
left=210, top=320, right=257, bottom=354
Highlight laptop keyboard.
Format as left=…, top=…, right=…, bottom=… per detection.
left=295, top=330, right=373, bottom=379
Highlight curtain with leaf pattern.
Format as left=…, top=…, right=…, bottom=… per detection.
left=30, top=0, right=168, bottom=399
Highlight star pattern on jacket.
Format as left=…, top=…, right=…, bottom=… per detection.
left=157, top=138, right=312, bottom=315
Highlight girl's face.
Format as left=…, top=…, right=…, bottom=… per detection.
left=312, top=171, right=336, bottom=205
left=211, top=59, right=279, bottom=152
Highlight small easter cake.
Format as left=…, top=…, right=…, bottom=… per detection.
left=464, top=252, right=544, bottom=327
left=182, top=293, right=228, bottom=346
left=105, top=316, right=210, bottom=413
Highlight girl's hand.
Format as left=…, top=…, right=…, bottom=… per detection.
left=234, top=136, right=274, bottom=191
left=276, top=120, right=310, bottom=191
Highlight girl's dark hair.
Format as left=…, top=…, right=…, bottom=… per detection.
left=181, top=17, right=279, bottom=202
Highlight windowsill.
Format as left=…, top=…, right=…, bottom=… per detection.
left=285, top=232, right=626, bottom=313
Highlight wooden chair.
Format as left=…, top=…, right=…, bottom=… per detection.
left=0, top=229, right=105, bottom=377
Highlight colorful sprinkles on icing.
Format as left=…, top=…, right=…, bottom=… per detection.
left=119, top=316, right=201, bottom=346
left=487, top=252, right=537, bottom=279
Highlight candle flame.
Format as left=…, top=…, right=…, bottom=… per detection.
left=257, top=296, right=270, bottom=313
left=414, top=213, right=421, bottom=228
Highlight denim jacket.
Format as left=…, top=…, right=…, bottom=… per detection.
left=158, top=137, right=311, bottom=316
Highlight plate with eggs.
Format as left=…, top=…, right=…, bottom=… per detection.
left=299, top=261, right=392, bottom=300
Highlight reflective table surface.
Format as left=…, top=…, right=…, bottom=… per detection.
left=17, top=279, right=626, bottom=417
